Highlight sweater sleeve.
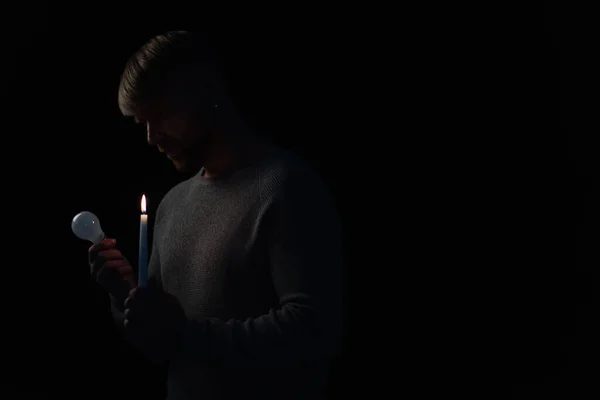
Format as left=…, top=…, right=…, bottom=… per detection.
left=175, top=169, right=344, bottom=367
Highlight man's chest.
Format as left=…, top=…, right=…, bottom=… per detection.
left=155, top=198, right=271, bottom=317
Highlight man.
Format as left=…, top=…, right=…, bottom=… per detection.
left=89, top=31, right=343, bottom=399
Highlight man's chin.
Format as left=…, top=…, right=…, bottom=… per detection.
left=171, top=158, right=201, bottom=174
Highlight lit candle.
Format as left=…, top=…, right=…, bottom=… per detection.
left=138, top=194, right=148, bottom=288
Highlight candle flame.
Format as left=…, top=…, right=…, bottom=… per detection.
left=141, top=194, right=146, bottom=213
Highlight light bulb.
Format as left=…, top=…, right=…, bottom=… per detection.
left=72, top=211, right=105, bottom=244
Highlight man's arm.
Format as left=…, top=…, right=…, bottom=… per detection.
left=110, top=230, right=162, bottom=331
left=176, top=169, right=344, bottom=367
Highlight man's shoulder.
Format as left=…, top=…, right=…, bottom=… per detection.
left=262, top=145, right=324, bottom=189
left=261, top=146, right=334, bottom=204
left=262, top=146, right=341, bottom=233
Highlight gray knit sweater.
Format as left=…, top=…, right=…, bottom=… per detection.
left=122, top=145, right=343, bottom=399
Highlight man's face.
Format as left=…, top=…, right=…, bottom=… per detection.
left=135, top=98, right=213, bottom=172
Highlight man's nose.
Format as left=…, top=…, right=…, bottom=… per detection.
left=146, top=123, right=160, bottom=146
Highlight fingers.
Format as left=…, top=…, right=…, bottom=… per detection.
left=92, top=251, right=135, bottom=301
left=124, top=293, right=135, bottom=328
left=88, top=238, right=116, bottom=256
left=124, top=307, right=135, bottom=324
left=90, top=249, right=129, bottom=275
left=124, top=287, right=158, bottom=311
left=124, top=288, right=150, bottom=328
left=98, top=249, right=125, bottom=260
left=91, top=250, right=125, bottom=273
left=95, top=260, right=132, bottom=286
left=124, top=287, right=141, bottom=309
left=116, top=264, right=135, bottom=283
left=97, top=256, right=128, bottom=271
left=88, top=238, right=117, bottom=265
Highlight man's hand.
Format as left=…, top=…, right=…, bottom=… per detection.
left=124, top=277, right=188, bottom=364
left=89, top=238, right=136, bottom=304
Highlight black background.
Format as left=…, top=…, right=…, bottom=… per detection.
left=0, top=3, right=593, bottom=399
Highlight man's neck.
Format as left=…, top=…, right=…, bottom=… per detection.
left=201, top=129, right=269, bottom=179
